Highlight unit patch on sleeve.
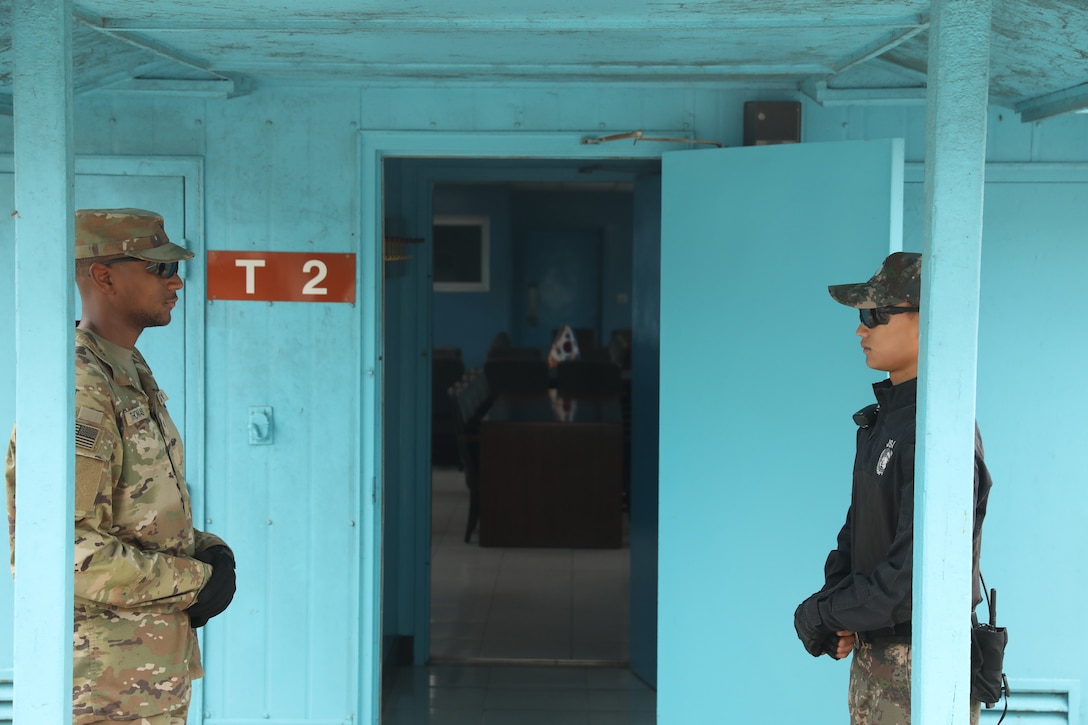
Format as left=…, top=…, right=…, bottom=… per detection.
left=75, top=422, right=101, bottom=450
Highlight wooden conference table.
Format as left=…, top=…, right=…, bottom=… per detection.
left=478, top=392, right=624, bottom=548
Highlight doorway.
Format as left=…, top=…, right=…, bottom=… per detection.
left=366, top=133, right=671, bottom=723
left=421, top=168, right=645, bottom=666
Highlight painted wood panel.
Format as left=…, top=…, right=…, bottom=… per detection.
left=0, top=174, right=13, bottom=684
left=197, top=89, right=361, bottom=721
left=658, top=139, right=902, bottom=722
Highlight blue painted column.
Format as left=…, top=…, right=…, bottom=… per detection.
left=915, top=0, right=991, bottom=721
left=11, top=0, right=76, bottom=721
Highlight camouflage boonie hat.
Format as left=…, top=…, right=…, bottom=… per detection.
left=75, top=208, right=194, bottom=262
left=828, top=252, right=921, bottom=309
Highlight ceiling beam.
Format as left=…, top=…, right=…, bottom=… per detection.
left=73, top=8, right=253, bottom=98
left=870, top=56, right=929, bottom=85
left=97, top=77, right=250, bottom=98
left=79, top=15, right=931, bottom=33
left=826, top=20, right=930, bottom=77
left=800, top=80, right=926, bottom=106
left=1017, top=82, right=1088, bottom=122
left=799, top=18, right=929, bottom=107
left=220, top=60, right=836, bottom=79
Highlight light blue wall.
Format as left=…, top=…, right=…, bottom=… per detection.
left=905, top=171, right=1088, bottom=712
left=1, top=83, right=1087, bottom=723
left=198, top=89, right=362, bottom=721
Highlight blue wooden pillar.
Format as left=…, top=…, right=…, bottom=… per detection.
left=11, top=0, right=76, bottom=721
left=915, top=0, right=991, bottom=720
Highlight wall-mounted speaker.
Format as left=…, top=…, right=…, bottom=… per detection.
left=743, top=101, right=801, bottom=146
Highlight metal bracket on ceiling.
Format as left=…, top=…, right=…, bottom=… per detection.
left=581, top=130, right=723, bottom=148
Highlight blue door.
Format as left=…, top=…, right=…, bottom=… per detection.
left=656, top=140, right=903, bottom=722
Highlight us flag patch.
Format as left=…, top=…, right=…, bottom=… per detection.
left=75, top=422, right=100, bottom=450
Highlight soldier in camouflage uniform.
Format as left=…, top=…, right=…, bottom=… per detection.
left=5, top=208, right=237, bottom=725
left=792, top=252, right=992, bottom=724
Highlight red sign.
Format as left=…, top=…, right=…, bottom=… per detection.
left=207, top=251, right=356, bottom=303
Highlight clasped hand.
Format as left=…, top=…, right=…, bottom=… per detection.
left=188, top=545, right=236, bottom=629
left=794, top=595, right=850, bottom=659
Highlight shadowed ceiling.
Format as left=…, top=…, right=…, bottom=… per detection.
left=1, top=0, right=1086, bottom=121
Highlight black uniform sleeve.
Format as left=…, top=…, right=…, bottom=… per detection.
left=815, top=442, right=915, bottom=633
left=821, top=509, right=853, bottom=592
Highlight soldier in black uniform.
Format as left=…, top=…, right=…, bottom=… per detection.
left=793, top=252, right=993, bottom=725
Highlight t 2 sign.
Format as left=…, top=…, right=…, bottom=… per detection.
left=207, top=251, right=356, bottom=303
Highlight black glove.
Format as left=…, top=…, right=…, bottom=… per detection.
left=794, top=595, right=836, bottom=658
left=188, top=545, right=236, bottom=629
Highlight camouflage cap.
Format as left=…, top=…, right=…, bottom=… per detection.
left=75, top=208, right=194, bottom=262
left=828, top=251, right=922, bottom=308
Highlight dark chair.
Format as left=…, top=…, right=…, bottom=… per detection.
left=449, top=371, right=491, bottom=543
left=607, top=329, right=632, bottom=370
left=556, top=360, right=621, bottom=397
left=484, top=359, right=549, bottom=395
left=432, top=353, right=465, bottom=466
left=574, top=327, right=598, bottom=351
left=580, top=346, right=612, bottom=362
left=487, top=345, right=541, bottom=361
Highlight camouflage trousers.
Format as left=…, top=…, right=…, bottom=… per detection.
left=82, top=714, right=187, bottom=725
left=849, top=641, right=981, bottom=725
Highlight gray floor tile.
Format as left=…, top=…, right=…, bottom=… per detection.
left=395, top=469, right=655, bottom=725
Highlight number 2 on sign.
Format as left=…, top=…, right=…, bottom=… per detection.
left=302, top=260, right=328, bottom=296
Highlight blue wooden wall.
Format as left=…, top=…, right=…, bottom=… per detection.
left=431, top=182, right=516, bottom=367
left=432, top=182, right=634, bottom=367
left=1, top=84, right=1087, bottom=724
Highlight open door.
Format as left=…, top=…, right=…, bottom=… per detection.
left=656, top=140, right=903, bottom=722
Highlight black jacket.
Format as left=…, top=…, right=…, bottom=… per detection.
left=814, top=377, right=993, bottom=634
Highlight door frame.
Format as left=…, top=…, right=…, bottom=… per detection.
left=357, top=130, right=686, bottom=723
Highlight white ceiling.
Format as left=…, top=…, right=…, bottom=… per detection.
left=2, top=0, right=1087, bottom=121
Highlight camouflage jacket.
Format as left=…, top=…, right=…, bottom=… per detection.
left=5, top=328, right=228, bottom=723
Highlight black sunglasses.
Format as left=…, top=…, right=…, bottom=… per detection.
left=859, top=306, right=919, bottom=328
left=98, top=257, right=180, bottom=279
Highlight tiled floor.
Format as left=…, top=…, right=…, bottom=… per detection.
left=379, top=468, right=656, bottom=724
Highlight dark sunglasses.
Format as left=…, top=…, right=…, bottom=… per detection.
left=98, top=257, right=180, bottom=279
left=859, top=306, right=919, bottom=328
